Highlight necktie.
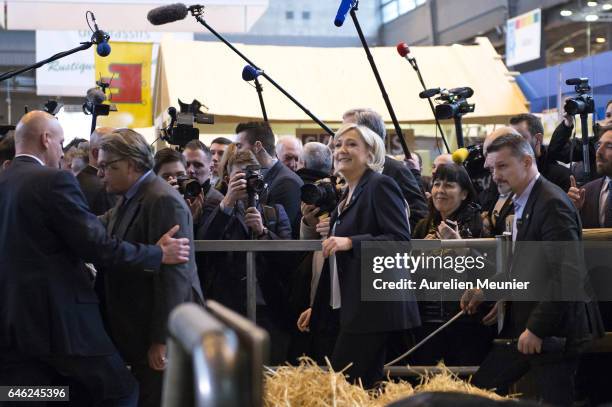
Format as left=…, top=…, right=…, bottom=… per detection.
left=605, top=182, right=612, bottom=228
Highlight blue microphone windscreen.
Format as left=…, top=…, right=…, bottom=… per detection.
left=334, top=0, right=353, bottom=27
left=97, top=42, right=111, bottom=57
left=242, top=65, right=260, bottom=82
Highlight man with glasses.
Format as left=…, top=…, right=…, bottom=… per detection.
left=0, top=112, right=191, bottom=407
left=97, top=129, right=203, bottom=407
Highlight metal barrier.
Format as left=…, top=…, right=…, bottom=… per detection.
left=194, top=236, right=512, bottom=322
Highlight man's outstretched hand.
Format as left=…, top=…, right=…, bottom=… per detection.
left=157, top=225, right=190, bottom=265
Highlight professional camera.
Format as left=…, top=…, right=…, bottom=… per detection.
left=176, top=176, right=203, bottom=200
left=244, top=165, right=266, bottom=207
left=433, top=87, right=475, bottom=120
left=162, top=99, right=215, bottom=148
left=564, top=78, right=594, bottom=116
left=300, top=177, right=341, bottom=215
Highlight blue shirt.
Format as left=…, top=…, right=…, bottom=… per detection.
left=512, top=173, right=540, bottom=242
left=124, top=170, right=153, bottom=202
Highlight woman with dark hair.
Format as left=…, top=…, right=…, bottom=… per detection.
left=411, top=163, right=494, bottom=366
left=413, top=163, right=482, bottom=240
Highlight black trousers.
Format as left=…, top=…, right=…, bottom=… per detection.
left=130, top=363, right=162, bottom=407
left=472, top=345, right=579, bottom=406
left=0, top=349, right=138, bottom=407
left=330, top=331, right=393, bottom=389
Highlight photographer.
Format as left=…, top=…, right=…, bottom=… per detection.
left=200, top=149, right=292, bottom=364
left=549, top=97, right=611, bottom=183
left=153, top=147, right=223, bottom=233
left=235, top=121, right=304, bottom=239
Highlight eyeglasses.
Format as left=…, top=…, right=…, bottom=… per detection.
left=98, top=158, right=124, bottom=173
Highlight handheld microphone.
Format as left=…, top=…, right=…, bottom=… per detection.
left=89, top=12, right=111, bottom=57
left=147, top=3, right=189, bottom=25
left=334, top=0, right=354, bottom=27
left=419, top=88, right=440, bottom=99
left=242, top=65, right=262, bottom=82
left=87, top=88, right=107, bottom=105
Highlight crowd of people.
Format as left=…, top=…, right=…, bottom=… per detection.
left=0, top=100, right=611, bottom=406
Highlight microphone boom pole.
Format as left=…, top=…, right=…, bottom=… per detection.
left=0, top=42, right=94, bottom=83
left=190, top=7, right=334, bottom=136
left=347, top=2, right=412, bottom=158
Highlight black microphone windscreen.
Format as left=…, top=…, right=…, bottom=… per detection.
left=86, top=88, right=106, bottom=105
left=419, top=88, right=440, bottom=99
left=147, top=3, right=188, bottom=26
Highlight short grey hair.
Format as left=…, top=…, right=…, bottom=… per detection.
left=302, top=142, right=332, bottom=174
left=333, top=123, right=386, bottom=173
left=486, top=133, right=535, bottom=159
left=100, top=128, right=154, bottom=172
left=342, top=108, right=387, bottom=142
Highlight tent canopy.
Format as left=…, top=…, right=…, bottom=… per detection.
left=154, top=37, right=528, bottom=128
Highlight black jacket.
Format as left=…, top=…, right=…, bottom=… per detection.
left=200, top=201, right=292, bottom=320
left=537, top=145, right=571, bottom=192
left=261, top=160, right=304, bottom=239
left=0, top=156, right=161, bottom=357
left=76, top=164, right=117, bottom=215
left=311, top=170, right=421, bottom=334
left=499, top=177, right=603, bottom=345
left=383, top=156, right=428, bottom=229
left=98, top=172, right=203, bottom=363
left=548, top=121, right=598, bottom=180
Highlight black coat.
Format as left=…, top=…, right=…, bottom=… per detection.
left=76, top=164, right=117, bottom=215
left=579, top=177, right=606, bottom=228
left=383, top=156, right=428, bottom=229
left=98, top=172, right=203, bottom=363
left=200, top=202, right=292, bottom=320
left=0, top=156, right=162, bottom=357
left=548, top=121, right=598, bottom=179
left=261, top=160, right=304, bottom=239
left=537, top=145, right=571, bottom=192
left=500, top=177, right=603, bottom=344
left=312, top=170, right=421, bottom=334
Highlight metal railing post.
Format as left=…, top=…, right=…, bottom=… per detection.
left=246, top=251, right=257, bottom=322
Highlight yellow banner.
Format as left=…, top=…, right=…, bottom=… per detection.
left=94, top=42, right=153, bottom=128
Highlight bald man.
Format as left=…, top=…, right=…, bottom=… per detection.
left=276, top=136, right=303, bottom=172
left=432, top=153, right=453, bottom=176
left=0, top=111, right=190, bottom=406
left=77, top=127, right=118, bottom=215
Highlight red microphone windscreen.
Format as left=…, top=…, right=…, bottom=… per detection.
left=396, top=42, right=410, bottom=57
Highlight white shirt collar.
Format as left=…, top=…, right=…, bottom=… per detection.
left=15, top=154, right=45, bottom=166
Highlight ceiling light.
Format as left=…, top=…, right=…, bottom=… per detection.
left=603, top=3, right=612, bottom=10
left=585, top=14, right=599, bottom=21
left=596, top=37, right=606, bottom=43
left=560, top=9, right=573, bottom=16
left=563, top=47, right=575, bottom=54
left=587, top=1, right=598, bottom=6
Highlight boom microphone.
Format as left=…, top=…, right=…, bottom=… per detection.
left=147, top=3, right=189, bottom=25
left=86, top=88, right=107, bottom=105
left=334, top=0, right=354, bottom=27
left=242, top=65, right=262, bottom=82
left=89, top=12, right=111, bottom=57
left=396, top=42, right=414, bottom=60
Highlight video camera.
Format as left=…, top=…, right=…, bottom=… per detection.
left=428, top=87, right=475, bottom=120
left=162, top=99, right=214, bottom=148
left=564, top=78, right=594, bottom=116
left=300, top=177, right=342, bottom=215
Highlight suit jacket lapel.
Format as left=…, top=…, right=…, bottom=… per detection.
left=336, top=169, right=373, bottom=219
left=111, top=172, right=154, bottom=238
left=516, top=177, right=542, bottom=241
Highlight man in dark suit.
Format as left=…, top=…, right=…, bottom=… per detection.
left=510, top=113, right=571, bottom=192
left=236, top=121, right=303, bottom=238
left=76, top=126, right=118, bottom=215
left=0, top=111, right=190, bottom=406
left=462, top=133, right=602, bottom=405
left=0, top=132, right=15, bottom=172
left=342, top=108, right=428, bottom=229
left=97, top=129, right=203, bottom=407
left=567, top=127, right=612, bottom=228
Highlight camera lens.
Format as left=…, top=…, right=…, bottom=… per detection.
left=301, top=183, right=323, bottom=205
